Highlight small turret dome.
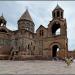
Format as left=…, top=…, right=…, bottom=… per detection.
left=52, top=4, right=64, bottom=19
left=0, top=14, right=7, bottom=26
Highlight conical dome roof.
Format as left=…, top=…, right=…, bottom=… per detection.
left=0, top=14, right=6, bottom=22
left=0, top=14, right=7, bottom=25
left=53, top=4, right=63, bottom=11
left=19, top=9, right=33, bottom=22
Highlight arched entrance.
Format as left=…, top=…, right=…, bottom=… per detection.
left=51, top=22, right=61, bottom=36
left=52, top=45, right=59, bottom=57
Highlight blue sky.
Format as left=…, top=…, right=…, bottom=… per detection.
left=0, top=1, right=75, bottom=50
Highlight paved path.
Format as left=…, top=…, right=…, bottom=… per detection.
left=0, top=60, right=75, bottom=74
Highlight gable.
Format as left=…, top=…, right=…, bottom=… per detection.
left=36, top=25, right=46, bottom=32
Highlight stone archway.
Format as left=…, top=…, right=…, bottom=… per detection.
left=50, top=42, right=61, bottom=58
left=52, top=45, right=59, bottom=57
left=51, top=22, right=61, bottom=36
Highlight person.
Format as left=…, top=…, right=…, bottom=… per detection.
left=70, top=56, right=73, bottom=63
left=65, top=56, right=73, bottom=66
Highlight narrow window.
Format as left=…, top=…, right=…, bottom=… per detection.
left=33, top=46, right=35, bottom=50
left=39, top=30, right=44, bottom=37
left=39, top=30, right=41, bottom=36
left=57, top=11, right=60, bottom=17
left=42, top=30, right=44, bottom=36
left=61, top=12, right=63, bottom=18
left=28, top=44, right=30, bottom=49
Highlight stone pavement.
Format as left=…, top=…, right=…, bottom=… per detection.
left=0, top=60, right=75, bottom=74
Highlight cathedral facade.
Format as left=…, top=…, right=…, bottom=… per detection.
left=0, top=5, right=68, bottom=60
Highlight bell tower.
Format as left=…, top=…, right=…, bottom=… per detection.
left=0, top=14, right=7, bottom=27
left=48, top=4, right=67, bottom=37
left=48, top=4, right=68, bottom=58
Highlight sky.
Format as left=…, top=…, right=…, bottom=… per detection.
left=0, top=1, right=75, bottom=51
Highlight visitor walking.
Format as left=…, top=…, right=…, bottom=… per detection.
left=65, top=56, right=73, bottom=67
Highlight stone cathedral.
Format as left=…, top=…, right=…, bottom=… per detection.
left=0, top=5, right=68, bottom=60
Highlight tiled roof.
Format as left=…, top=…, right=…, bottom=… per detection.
left=53, top=4, right=63, bottom=11
left=19, top=9, right=33, bottom=22
left=0, top=14, right=6, bottom=22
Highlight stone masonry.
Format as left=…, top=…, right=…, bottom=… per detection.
left=0, top=5, right=68, bottom=60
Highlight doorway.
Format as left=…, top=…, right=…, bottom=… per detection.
left=52, top=45, right=59, bottom=57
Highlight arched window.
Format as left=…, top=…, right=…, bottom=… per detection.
left=52, top=22, right=61, bottom=36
